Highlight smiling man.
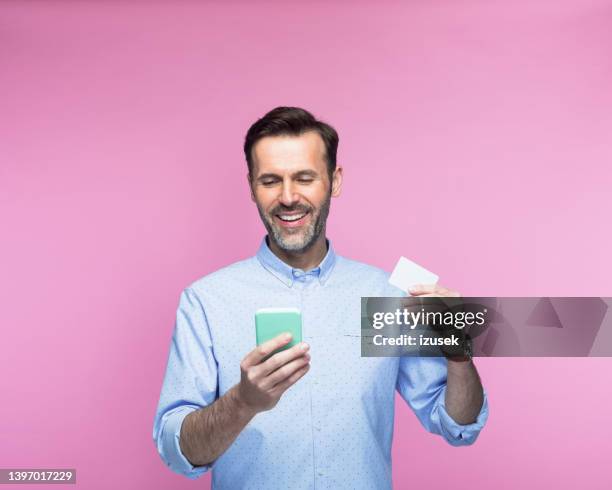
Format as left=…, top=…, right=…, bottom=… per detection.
left=250, top=128, right=338, bottom=265
left=153, top=107, right=489, bottom=489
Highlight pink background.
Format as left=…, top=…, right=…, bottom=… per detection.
left=1, top=1, right=611, bottom=488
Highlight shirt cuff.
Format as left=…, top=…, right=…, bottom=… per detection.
left=158, top=405, right=211, bottom=479
left=437, top=388, right=489, bottom=446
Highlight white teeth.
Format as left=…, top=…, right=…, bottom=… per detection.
left=278, top=213, right=306, bottom=222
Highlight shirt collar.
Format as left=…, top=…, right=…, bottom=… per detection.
left=256, top=235, right=337, bottom=287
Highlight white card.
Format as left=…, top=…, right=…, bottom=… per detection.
left=388, top=256, right=439, bottom=292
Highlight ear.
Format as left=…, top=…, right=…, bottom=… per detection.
left=331, top=166, right=343, bottom=198
left=247, top=172, right=256, bottom=202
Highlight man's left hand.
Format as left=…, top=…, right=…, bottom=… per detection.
left=407, top=284, right=472, bottom=361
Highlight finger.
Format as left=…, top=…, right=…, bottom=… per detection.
left=408, top=284, right=438, bottom=296
left=242, top=332, right=293, bottom=367
left=262, top=353, right=310, bottom=389
left=415, top=290, right=460, bottom=298
left=270, top=364, right=310, bottom=396
left=259, top=341, right=310, bottom=376
left=400, top=296, right=426, bottom=308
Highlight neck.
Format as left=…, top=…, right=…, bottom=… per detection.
left=267, top=233, right=328, bottom=271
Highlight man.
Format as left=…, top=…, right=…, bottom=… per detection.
left=153, top=107, right=489, bottom=489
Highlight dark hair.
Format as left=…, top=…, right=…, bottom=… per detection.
left=244, top=106, right=339, bottom=180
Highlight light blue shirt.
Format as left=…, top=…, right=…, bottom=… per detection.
left=153, top=236, right=489, bottom=489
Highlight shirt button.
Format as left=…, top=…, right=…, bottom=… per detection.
left=317, top=471, right=324, bottom=477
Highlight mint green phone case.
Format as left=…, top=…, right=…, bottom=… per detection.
left=255, top=308, right=302, bottom=353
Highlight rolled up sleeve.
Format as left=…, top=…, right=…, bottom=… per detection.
left=152, top=287, right=219, bottom=479
left=396, top=356, right=489, bottom=446
left=435, top=386, right=489, bottom=445
left=156, top=405, right=210, bottom=479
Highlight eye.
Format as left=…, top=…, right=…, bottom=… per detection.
left=297, top=178, right=314, bottom=184
left=261, top=180, right=279, bottom=186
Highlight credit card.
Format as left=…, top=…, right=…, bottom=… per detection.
left=388, top=256, right=439, bottom=292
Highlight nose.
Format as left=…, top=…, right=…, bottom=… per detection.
left=279, top=178, right=299, bottom=207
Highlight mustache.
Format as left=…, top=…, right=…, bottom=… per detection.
left=270, top=205, right=312, bottom=215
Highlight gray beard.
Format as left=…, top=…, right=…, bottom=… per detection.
left=256, top=193, right=331, bottom=254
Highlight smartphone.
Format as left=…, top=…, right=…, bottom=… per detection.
left=255, top=307, right=302, bottom=355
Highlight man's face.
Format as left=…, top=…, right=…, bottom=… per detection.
left=249, top=131, right=342, bottom=253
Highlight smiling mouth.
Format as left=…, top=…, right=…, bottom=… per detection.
left=274, top=210, right=310, bottom=228
left=276, top=212, right=307, bottom=222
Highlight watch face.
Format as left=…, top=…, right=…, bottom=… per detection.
left=466, top=337, right=473, bottom=358
left=446, top=336, right=473, bottom=362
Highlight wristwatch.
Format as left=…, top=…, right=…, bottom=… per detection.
left=447, top=335, right=473, bottom=362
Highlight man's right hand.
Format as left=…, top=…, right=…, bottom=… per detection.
left=235, top=333, right=310, bottom=413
